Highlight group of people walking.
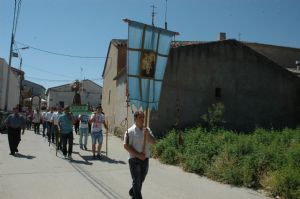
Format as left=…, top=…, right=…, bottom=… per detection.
left=5, top=105, right=108, bottom=160
left=4, top=105, right=156, bottom=199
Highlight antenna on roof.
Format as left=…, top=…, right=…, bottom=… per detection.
left=151, top=4, right=157, bottom=26
left=164, top=0, right=168, bottom=30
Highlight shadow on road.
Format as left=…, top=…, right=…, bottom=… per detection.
left=70, top=159, right=93, bottom=165
left=14, top=153, right=36, bottom=159
left=79, top=154, right=126, bottom=164
left=101, top=155, right=126, bottom=164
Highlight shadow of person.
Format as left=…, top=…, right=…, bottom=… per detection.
left=14, top=153, right=36, bottom=159
left=70, top=159, right=93, bottom=165
left=99, top=155, right=126, bottom=164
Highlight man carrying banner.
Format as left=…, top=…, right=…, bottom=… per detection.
left=123, top=18, right=177, bottom=199
left=124, top=111, right=155, bottom=199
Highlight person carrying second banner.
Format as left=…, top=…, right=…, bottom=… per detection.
left=123, top=110, right=156, bottom=199
left=45, top=107, right=54, bottom=143
left=5, top=105, right=26, bottom=156
left=89, top=105, right=108, bottom=160
left=58, top=106, right=75, bottom=159
left=51, top=107, right=63, bottom=150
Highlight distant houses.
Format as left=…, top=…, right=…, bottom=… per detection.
left=0, top=58, right=23, bottom=111
left=0, top=56, right=102, bottom=111
left=46, top=79, right=102, bottom=108
left=22, top=80, right=46, bottom=100
left=102, top=37, right=300, bottom=136
left=21, top=80, right=46, bottom=110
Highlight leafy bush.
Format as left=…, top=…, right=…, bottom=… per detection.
left=181, top=128, right=223, bottom=175
left=271, top=167, right=300, bottom=199
left=152, top=127, right=300, bottom=198
left=152, top=129, right=180, bottom=165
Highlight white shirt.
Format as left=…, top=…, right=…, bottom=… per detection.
left=32, top=111, right=41, bottom=123
left=79, top=114, right=89, bottom=128
left=45, top=111, right=54, bottom=122
left=90, top=113, right=105, bottom=132
left=124, top=124, right=153, bottom=159
left=51, top=112, right=62, bottom=126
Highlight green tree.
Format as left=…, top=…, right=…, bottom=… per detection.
left=201, top=102, right=225, bottom=129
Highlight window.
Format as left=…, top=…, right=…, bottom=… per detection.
left=59, top=101, right=64, bottom=108
left=215, top=88, right=221, bottom=98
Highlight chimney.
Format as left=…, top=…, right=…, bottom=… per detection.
left=219, top=32, right=226, bottom=41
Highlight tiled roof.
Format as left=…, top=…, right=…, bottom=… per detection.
left=111, top=39, right=127, bottom=47
left=171, top=41, right=206, bottom=48
left=110, top=39, right=207, bottom=48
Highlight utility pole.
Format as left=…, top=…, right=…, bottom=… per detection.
left=164, top=0, right=168, bottom=30
left=151, top=4, right=157, bottom=26
left=4, top=0, right=17, bottom=111
left=19, top=57, right=23, bottom=107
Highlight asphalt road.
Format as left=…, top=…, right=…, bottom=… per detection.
left=0, top=129, right=272, bottom=199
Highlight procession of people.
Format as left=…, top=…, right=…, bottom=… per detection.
left=4, top=103, right=156, bottom=199
left=4, top=104, right=109, bottom=159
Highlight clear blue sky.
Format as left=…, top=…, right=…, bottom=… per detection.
left=1, top=0, right=300, bottom=89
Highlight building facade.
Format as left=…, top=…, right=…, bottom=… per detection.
left=153, top=40, right=300, bottom=133
left=102, top=39, right=300, bottom=136
left=22, top=80, right=46, bottom=99
left=21, top=80, right=47, bottom=110
left=46, top=79, right=102, bottom=108
left=0, top=58, right=23, bottom=111
left=101, top=40, right=132, bottom=136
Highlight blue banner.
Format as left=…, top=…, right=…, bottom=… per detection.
left=125, top=19, right=177, bottom=111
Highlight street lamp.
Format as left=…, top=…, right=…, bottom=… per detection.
left=12, top=46, right=29, bottom=69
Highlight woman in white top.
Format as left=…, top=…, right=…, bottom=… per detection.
left=32, top=109, right=41, bottom=134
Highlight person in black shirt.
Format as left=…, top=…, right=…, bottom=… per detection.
left=5, top=106, right=26, bottom=155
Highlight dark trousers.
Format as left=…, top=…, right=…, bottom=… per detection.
left=33, top=122, right=40, bottom=134
left=42, top=121, right=46, bottom=136
left=7, top=127, right=21, bottom=154
left=129, top=158, right=149, bottom=199
left=46, top=122, right=53, bottom=142
left=53, top=125, right=61, bottom=149
left=74, top=123, right=79, bottom=135
left=61, top=132, right=73, bottom=156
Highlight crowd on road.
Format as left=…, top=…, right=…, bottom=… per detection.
left=4, top=105, right=108, bottom=160
left=3, top=104, right=156, bottom=199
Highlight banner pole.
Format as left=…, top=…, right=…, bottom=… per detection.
left=143, top=79, right=150, bottom=154
left=106, top=120, right=108, bottom=156
left=143, top=107, right=149, bottom=154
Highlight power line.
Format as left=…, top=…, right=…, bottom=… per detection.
left=16, top=41, right=107, bottom=59
left=24, top=64, right=75, bottom=79
left=26, top=76, right=71, bottom=82
left=26, top=76, right=102, bottom=82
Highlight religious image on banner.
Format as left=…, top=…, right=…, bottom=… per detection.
left=140, top=51, right=156, bottom=78
left=124, top=18, right=178, bottom=111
